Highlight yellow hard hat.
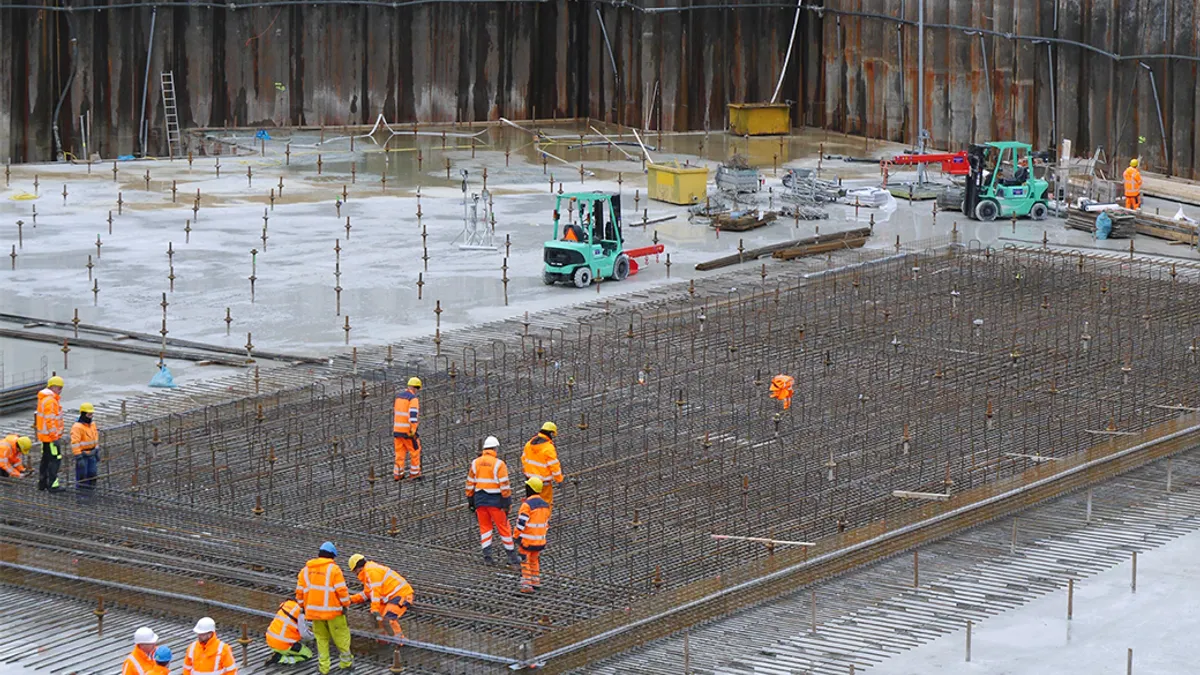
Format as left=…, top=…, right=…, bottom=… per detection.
left=47, top=376, right=64, bottom=388
left=525, top=477, right=544, bottom=493
left=347, top=554, right=366, bottom=571
left=540, top=422, right=558, bottom=434
left=407, top=377, right=422, bottom=388
left=15, top=437, right=32, bottom=453
left=79, top=403, right=95, bottom=413
left=1130, top=158, right=1139, bottom=167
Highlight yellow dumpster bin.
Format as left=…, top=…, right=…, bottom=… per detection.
left=647, top=162, right=708, bottom=205
left=728, top=103, right=791, bottom=136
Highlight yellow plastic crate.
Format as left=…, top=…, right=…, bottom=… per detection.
left=728, top=102, right=791, bottom=136
left=647, top=163, right=708, bottom=205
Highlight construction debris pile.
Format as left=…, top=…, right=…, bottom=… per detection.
left=4, top=246, right=1199, bottom=671
left=1066, top=208, right=1136, bottom=238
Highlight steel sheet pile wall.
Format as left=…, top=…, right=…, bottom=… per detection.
left=824, top=0, right=1200, bottom=177
left=3, top=247, right=1200, bottom=669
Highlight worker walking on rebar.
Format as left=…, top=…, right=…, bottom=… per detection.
left=71, top=402, right=99, bottom=490
left=347, top=554, right=415, bottom=638
left=265, top=599, right=313, bottom=665
left=516, top=477, right=551, bottom=594
left=1124, top=158, right=1143, bottom=210
left=182, top=617, right=237, bottom=675
left=521, top=422, right=563, bottom=509
left=122, top=627, right=159, bottom=675
left=0, top=435, right=32, bottom=478
left=393, top=377, right=422, bottom=481
left=35, top=375, right=64, bottom=492
left=466, top=436, right=520, bottom=566
left=295, top=542, right=353, bottom=674
left=150, top=646, right=173, bottom=675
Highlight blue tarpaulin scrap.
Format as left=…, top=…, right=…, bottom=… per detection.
left=149, top=364, right=176, bottom=388
left=1095, top=211, right=1112, bottom=240
left=255, top=129, right=272, bottom=140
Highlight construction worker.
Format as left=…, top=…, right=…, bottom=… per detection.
left=35, top=375, right=64, bottom=491
left=265, top=599, right=313, bottom=665
left=393, top=377, right=422, bottom=480
left=0, top=435, right=32, bottom=478
left=71, top=402, right=99, bottom=490
left=1124, top=158, right=1143, bottom=210
left=516, top=477, right=551, bottom=594
left=150, top=646, right=173, bottom=675
left=182, top=617, right=237, bottom=675
left=295, top=542, right=353, bottom=674
left=122, top=627, right=159, bottom=675
left=465, top=436, right=520, bottom=565
left=347, top=554, right=415, bottom=638
left=521, top=422, right=563, bottom=509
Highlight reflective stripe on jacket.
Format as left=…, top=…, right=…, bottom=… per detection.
left=466, top=449, right=511, bottom=508
left=521, top=433, right=563, bottom=483
left=1124, top=166, right=1143, bottom=197
left=516, top=496, right=551, bottom=550
left=35, top=389, right=62, bottom=442
left=265, top=599, right=303, bottom=651
left=71, top=421, right=98, bottom=455
left=350, top=561, right=414, bottom=614
left=122, top=648, right=156, bottom=675
left=393, top=391, right=419, bottom=437
left=183, top=638, right=236, bottom=675
left=0, top=436, right=24, bottom=477
left=295, top=557, right=351, bottom=621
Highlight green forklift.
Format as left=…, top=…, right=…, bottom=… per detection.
left=543, top=192, right=663, bottom=288
left=961, top=141, right=1050, bottom=221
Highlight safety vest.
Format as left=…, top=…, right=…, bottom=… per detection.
left=265, top=599, right=303, bottom=651
left=393, top=390, right=419, bottom=437
left=122, top=647, right=157, bottom=675
left=466, top=449, right=511, bottom=496
left=295, top=557, right=350, bottom=621
left=521, top=434, right=563, bottom=483
left=71, top=420, right=98, bottom=455
left=516, top=496, right=551, bottom=550
left=35, top=389, right=62, bottom=442
left=1124, top=166, right=1143, bottom=197
left=0, top=436, right=24, bottom=477
left=351, top=562, right=414, bottom=613
left=183, top=638, right=236, bottom=675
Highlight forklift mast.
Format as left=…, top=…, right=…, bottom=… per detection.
left=963, top=145, right=989, bottom=217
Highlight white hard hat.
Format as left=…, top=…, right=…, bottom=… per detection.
left=193, top=617, right=217, bottom=634
left=483, top=436, right=500, bottom=450
left=134, top=627, right=159, bottom=645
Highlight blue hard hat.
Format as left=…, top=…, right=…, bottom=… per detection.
left=319, top=541, right=338, bottom=556
left=154, top=646, right=172, bottom=664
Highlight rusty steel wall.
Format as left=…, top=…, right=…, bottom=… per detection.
left=825, top=0, right=1200, bottom=178
left=3, top=0, right=1199, bottom=177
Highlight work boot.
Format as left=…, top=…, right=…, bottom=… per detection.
left=506, top=549, right=521, bottom=566
left=482, top=547, right=494, bottom=564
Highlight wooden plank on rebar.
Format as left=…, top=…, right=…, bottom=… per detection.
left=0, top=328, right=248, bottom=367
left=694, top=227, right=872, bottom=271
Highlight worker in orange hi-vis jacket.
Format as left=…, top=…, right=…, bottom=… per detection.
left=521, top=422, right=564, bottom=509
left=466, top=436, right=521, bottom=566
left=392, top=377, right=422, bottom=480
left=516, top=477, right=551, bottom=594
left=1124, top=159, right=1143, bottom=210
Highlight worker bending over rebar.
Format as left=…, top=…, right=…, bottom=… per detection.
left=347, top=554, right=415, bottom=638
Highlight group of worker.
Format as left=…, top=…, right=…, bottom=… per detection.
left=2, top=375, right=99, bottom=491
left=122, top=618, right=237, bottom=675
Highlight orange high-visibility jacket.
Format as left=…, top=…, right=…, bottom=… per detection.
left=122, top=647, right=157, bottom=675
left=521, top=433, right=563, bottom=484
left=295, top=557, right=350, bottom=621
left=393, top=390, right=419, bottom=438
left=1124, top=166, right=1143, bottom=197
left=466, top=449, right=511, bottom=496
left=516, top=495, right=551, bottom=551
left=71, top=420, right=98, bottom=455
left=148, top=664, right=169, bottom=675
left=0, top=436, right=25, bottom=477
left=265, top=599, right=303, bottom=651
left=35, top=389, right=62, bottom=442
left=350, top=561, right=414, bottom=614
left=182, top=637, right=236, bottom=675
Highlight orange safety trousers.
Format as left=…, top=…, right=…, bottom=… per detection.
left=519, top=547, right=541, bottom=592
left=1125, top=194, right=1142, bottom=210
left=475, top=506, right=514, bottom=551
left=379, top=600, right=408, bottom=637
left=393, top=437, right=421, bottom=478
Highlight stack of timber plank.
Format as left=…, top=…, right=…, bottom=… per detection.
left=1133, top=211, right=1199, bottom=244
left=1065, top=208, right=1135, bottom=238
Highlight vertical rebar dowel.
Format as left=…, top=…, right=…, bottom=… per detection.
left=1131, top=551, right=1137, bottom=592
left=682, top=629, right=689, bottom=674
left=810, top=588, right=816, bottom=632
left=1011, top=517, right=1017, bottom=554
left=913, top=550, right=919, bottom=588
left=1128, top=648, right=1133, bottom=674
left=1086, top=488, right=1093, bottom=523
left=965, top=620, right=972, bottom=662
left=1167, top=457, right=1173, bottom=492
left=1067, top=578, right=1074, bottom=620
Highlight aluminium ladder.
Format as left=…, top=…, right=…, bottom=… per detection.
left=160, top=72, right=182, bottom=158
